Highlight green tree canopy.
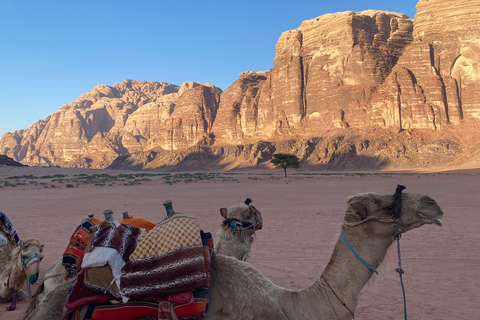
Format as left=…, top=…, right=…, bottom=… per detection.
left=270, top=153, right=300, bottom=177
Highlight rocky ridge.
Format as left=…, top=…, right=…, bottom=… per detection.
left=1, top=0, right=479, bottom=171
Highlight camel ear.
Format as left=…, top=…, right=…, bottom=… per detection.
left=247, top=206, right=257, bottom=219
left=345, top=196, right=369, bottom=222
left=18, top=240, right=27, bottom=250
left=220, top=208, right=228, bottom=219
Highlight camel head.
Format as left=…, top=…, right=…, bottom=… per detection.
left=15, top=239, right=44, bottom=285
left=220, top=202, right=263, bottom=237
left=344, top=189, right=443, bottom=237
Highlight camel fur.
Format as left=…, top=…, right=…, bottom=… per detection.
left=0, top=239, right=44, bottom=301
left=216, top=202, right=263, bottom=261
left=27, top=191, right=443, bottom=320
left=24, top=258, right=68, bottom=319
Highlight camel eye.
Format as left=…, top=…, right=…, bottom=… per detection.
left=387, top=205, right=395, bottom=210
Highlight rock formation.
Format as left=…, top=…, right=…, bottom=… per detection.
left=0, top=155, right=26, bottom=167
left=1, top=0, right=479, bottom=170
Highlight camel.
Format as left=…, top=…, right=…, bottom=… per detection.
left=28, top=189, right=443, bottom=320
left=215, top=199, right=263, bottom=261
left=0, top=239, right=44, bottom=310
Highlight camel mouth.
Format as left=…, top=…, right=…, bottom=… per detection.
left=418, top=213, right=443, bottom=227
left=424, top=218, right=443, bottom=226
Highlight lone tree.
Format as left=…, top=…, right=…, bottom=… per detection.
left=270, top=153, right=300, bottom=177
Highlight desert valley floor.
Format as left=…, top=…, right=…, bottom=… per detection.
left=0, top=165, right=478, bottom=320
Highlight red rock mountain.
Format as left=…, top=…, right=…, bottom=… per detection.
left=1, top=0, right=479, bottom=170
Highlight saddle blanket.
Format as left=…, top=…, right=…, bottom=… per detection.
left=62, top=218, right=99, bottom=278
left=121, top=214, right=208, bottom=300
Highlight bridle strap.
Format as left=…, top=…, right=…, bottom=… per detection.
left=342, top=216, right=395, bottom=227
left=222, top=218, right=259, bottom=233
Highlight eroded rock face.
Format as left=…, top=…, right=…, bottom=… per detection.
left=0, top=80, right=221, bottom=168
left=1, top=1, right=480, bottom=170
left=213, top=11, right=415, bottom=144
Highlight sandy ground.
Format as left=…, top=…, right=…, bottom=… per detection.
left=0, top=166, right=479, bottom=320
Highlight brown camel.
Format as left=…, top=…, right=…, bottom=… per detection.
left=27, top=190, right=443, bottom=320
left=216, top=199, right=263, bottom=261
left=0, top=239, right=44, bottom=310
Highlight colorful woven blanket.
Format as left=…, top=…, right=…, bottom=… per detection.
left=0, top=211, right=19, bottom=246
left=62, top=230, right=213, bottom=320
left=62, top=218, right=99, bottom=279
left=121, top=213, right=208, bottom=300
left=89, top=221, right=141, bottom=261
left=83, top=222, right=141, bottom=297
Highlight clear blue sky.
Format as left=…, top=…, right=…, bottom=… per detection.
left=0, top=0, right=419, bottom=137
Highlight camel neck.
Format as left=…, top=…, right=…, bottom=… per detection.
left=3, top=259, right=27, bottom=292
left=282, top=230, right=393, bottom=319
left=319, top=229, right=394, bottom=318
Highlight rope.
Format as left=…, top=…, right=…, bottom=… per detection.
left=320, top=275, right=355, bottom=319
left=342, top=216, right=395, bottom=227
left=394, top=220, right=408, bottom=320
left=340, top=231, right=378, bottom=274
left=319, top=276, right=340, bottom=320
left=43, top=272, right=67, bottom=282
left=5, top=290, right=18, bottom=311
left=4, top=274, right=18, bottom=311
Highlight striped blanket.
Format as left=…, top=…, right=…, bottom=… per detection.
left=62, top=218, right=100, bottom=279
left=120, top=213, right=208, bottom=300
left=83, top=222, right=142, bottom=297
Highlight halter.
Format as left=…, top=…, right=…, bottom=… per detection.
left=222, top=216, right=260, bottom=234
left=20, top=252, right=40, bottom=286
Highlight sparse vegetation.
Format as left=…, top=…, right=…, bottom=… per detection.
left=270, top=153, right=301, bottom=177
left=0, top=170, right=459, bottom=190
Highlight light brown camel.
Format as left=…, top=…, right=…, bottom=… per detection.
left=28, top=190, right=443, bottom=320
left=216, top=199, right=263, bottom=261
left=0, top=239, right=44, bottom=310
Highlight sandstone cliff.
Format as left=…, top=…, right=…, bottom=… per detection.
left=1, top=0, right=479, bottom=171
left=0, top=80, right=221, bottom=168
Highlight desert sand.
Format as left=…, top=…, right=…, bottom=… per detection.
left=0, top=165, right=478, bottom=320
